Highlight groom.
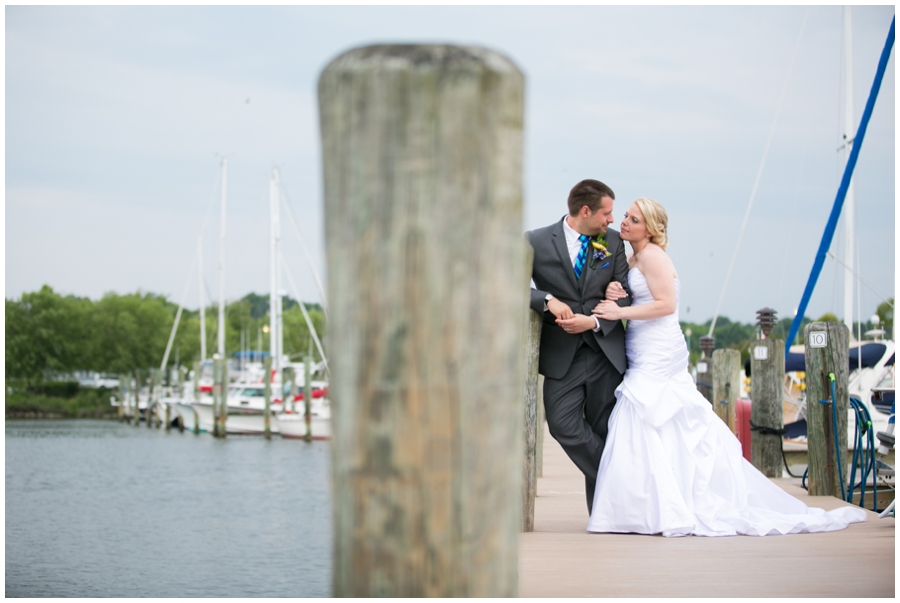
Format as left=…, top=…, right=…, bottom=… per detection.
left=526, top=179, right=631, bottom=512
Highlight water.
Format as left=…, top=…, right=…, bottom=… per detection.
left=6, top=420, right=332, bottom=597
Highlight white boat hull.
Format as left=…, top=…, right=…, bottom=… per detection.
left=190, top=401, right=281, bottom=435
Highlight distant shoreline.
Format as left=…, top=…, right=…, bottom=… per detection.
left=6, top=411, right=118, bottom=420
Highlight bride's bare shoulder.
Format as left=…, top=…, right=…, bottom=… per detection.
left=640, top=244, right=677, bottom=278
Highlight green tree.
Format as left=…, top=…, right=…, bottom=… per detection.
left=816, top=312, right=840, bottom=323
left=88, top=291, right=174, bottom=374
left=5, top=286, right=91, bottom=384
left=875, top=298, right=894, bottom=336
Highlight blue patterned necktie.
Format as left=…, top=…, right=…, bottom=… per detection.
left=574, top=234, right=590, bottom=279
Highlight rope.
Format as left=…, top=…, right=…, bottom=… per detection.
left=749, top=420, right=788, bottom=436
left=708, top=10, right=808, bottom=337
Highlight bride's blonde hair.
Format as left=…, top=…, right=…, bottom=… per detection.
left=633, top=197, right=668, bottom=250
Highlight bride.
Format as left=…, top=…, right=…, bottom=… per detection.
left=588, top=197, right=867, bottom=537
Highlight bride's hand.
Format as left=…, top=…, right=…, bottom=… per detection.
left=604, top=281, right=627, bottom=301
left=593, top=299, right=623, bottom=321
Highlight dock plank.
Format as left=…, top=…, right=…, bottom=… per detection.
left=520, top=424, right=895, bottom=597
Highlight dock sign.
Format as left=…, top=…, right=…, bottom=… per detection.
left=809, top=331, right=828, bottom=348
left=754, top=346, right=768, bottom=360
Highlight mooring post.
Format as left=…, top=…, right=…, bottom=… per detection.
left=117, top=373, right=127, bottom=422
left=523, top=306, right=542, bottom=532
left=147, top=369, right=155, bottom=429
left=211, top=354, right=225, bottom=438
left=749, top=308, right=785, bottom=477
left=192, top=360, right=201, bottom=435
left=303, top=355, right=313, bottom=442
left=522, top=241, right=540, bottom=532
left=536, top=375, right=545, bottom=478
left=133, top=370, right=141, bottom=426
left=805, top=322, right=850, bottom=498
left=263, top=356, right=272, bottom=440
left=218, top=355, right=229, bottom=437
left=320, top=44, right=525, bottom=597
left=696, top=336, right=715, bottom=405
left=712, top=348, right=740, bottom=434
left=283, top=365, right=296, bottom=415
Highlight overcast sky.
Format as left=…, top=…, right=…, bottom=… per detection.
left=5, top=5, right=896, bottom=328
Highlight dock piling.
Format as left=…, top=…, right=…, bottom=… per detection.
left=320, top=44, right=525, bottom=597
left=712, top=348, right=740, bottom=434
left=263, top=356, right=272, bottom=440
left=805, top=322, right=850, bottom=498
left=749, top=308, right=785, bottom=477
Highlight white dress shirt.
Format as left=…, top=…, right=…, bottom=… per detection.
left=552, top=217, right=601, bottom=331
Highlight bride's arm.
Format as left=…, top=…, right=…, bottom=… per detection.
left=593, top=246, right=677, bottom=321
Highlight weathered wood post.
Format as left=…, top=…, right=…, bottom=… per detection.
left=749, top=308, right=785, bottom=477
left=536, top=376, right=545, bottom=478
left=148, top=369, right=159, bottom=429
left=712, top=348, right=740, bottom=434
left=133, top=370, right=141, bottom=426
left=320, top=44, right=525, bottom=597
left=523, top=305, right=542, bottom=532
left=263, top=356, right=272, bottom=440
left=212, top=354, right=227, bottom=438
left=696, top=336, right=715, bottom=405
left=303, top=355, right=313, bottom=442
left=522, top=241, right=541, bottom=532
left=283, top=365, right=296, bottom=415
left=192, top=360, right=201, bottom=435
left=805, top=322, right=850, bottom=498
left=117, top=374, right=127, bottom=422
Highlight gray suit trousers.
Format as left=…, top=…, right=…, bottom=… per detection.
left=543, top=342, right=623, bottom=512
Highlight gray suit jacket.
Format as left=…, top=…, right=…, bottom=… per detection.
left=526, top=217, right=632, bottom=378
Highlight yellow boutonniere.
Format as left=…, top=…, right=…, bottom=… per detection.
left=589, top=234, right=610, bottom=269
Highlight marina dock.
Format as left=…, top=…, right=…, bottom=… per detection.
left=519, top=424, right=895, bottom=597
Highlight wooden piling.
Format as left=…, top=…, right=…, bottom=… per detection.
left=320, top=44, right=525, bottom=597
left=148, top=369, right=158, bottom=429
left=804, top=322, right=850, bottom=498
left=696, top=336, right=715, bottom=405
left=711, top=349, right=740, bottom=434
left=263, top=356, right=272, bottom=440
left=284, top=365, right=296, bottom=415
left=133, top=370, right=141, bottom=425
left=749, top=338, right=785, bottom=477
left=117, top=374, right=127, bottom=422
left=303, top=355, right=313, bottom=443
left=192, top=360, right=201, bottom=435
left=212, top=355, right=227, bottom=438
left=523, top=307, right=542, bottom=532
left=536, top=375, right=545, bottom=478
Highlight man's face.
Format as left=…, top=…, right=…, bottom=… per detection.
left=585, top=196, right=615, bottom=235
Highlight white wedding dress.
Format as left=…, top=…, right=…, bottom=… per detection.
left=587, top=268, right=867, bottom=537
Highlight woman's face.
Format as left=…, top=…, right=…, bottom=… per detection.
left=620, top=203, right=648, bottom=242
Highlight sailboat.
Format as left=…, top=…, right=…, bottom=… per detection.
left=778, top=8, right=895, bottom=451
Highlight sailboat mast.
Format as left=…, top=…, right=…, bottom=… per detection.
left=218, top=157, right=228, bottom=357
left=275, top=168, right=284, bottom=374
left=842, top=6, right=856, bottom=337
left=198, top=236, right=207, bottom=361
left=269, top=167, right=281, bottom=373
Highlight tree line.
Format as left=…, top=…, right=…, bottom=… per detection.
left=6, top=285, right=327, bottom=386
left=6, top=285, right=892, bottom=387
left=681, top=298, right=893, bottom=366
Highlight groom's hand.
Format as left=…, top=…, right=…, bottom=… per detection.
left=547, top=297, right=574, bottom=320
left=556, top=314, right=594, bottom=334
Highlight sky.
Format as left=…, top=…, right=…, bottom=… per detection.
left=5, top=5, right=896, bottom=330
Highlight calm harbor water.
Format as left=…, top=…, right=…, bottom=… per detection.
left=6, top=419, right=332, bottom=597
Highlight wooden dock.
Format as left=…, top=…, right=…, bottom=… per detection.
left=519, top=425, right=895, bottom=597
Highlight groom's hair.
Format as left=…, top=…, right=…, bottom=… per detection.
left=568, top=179, right=615, bottom=216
